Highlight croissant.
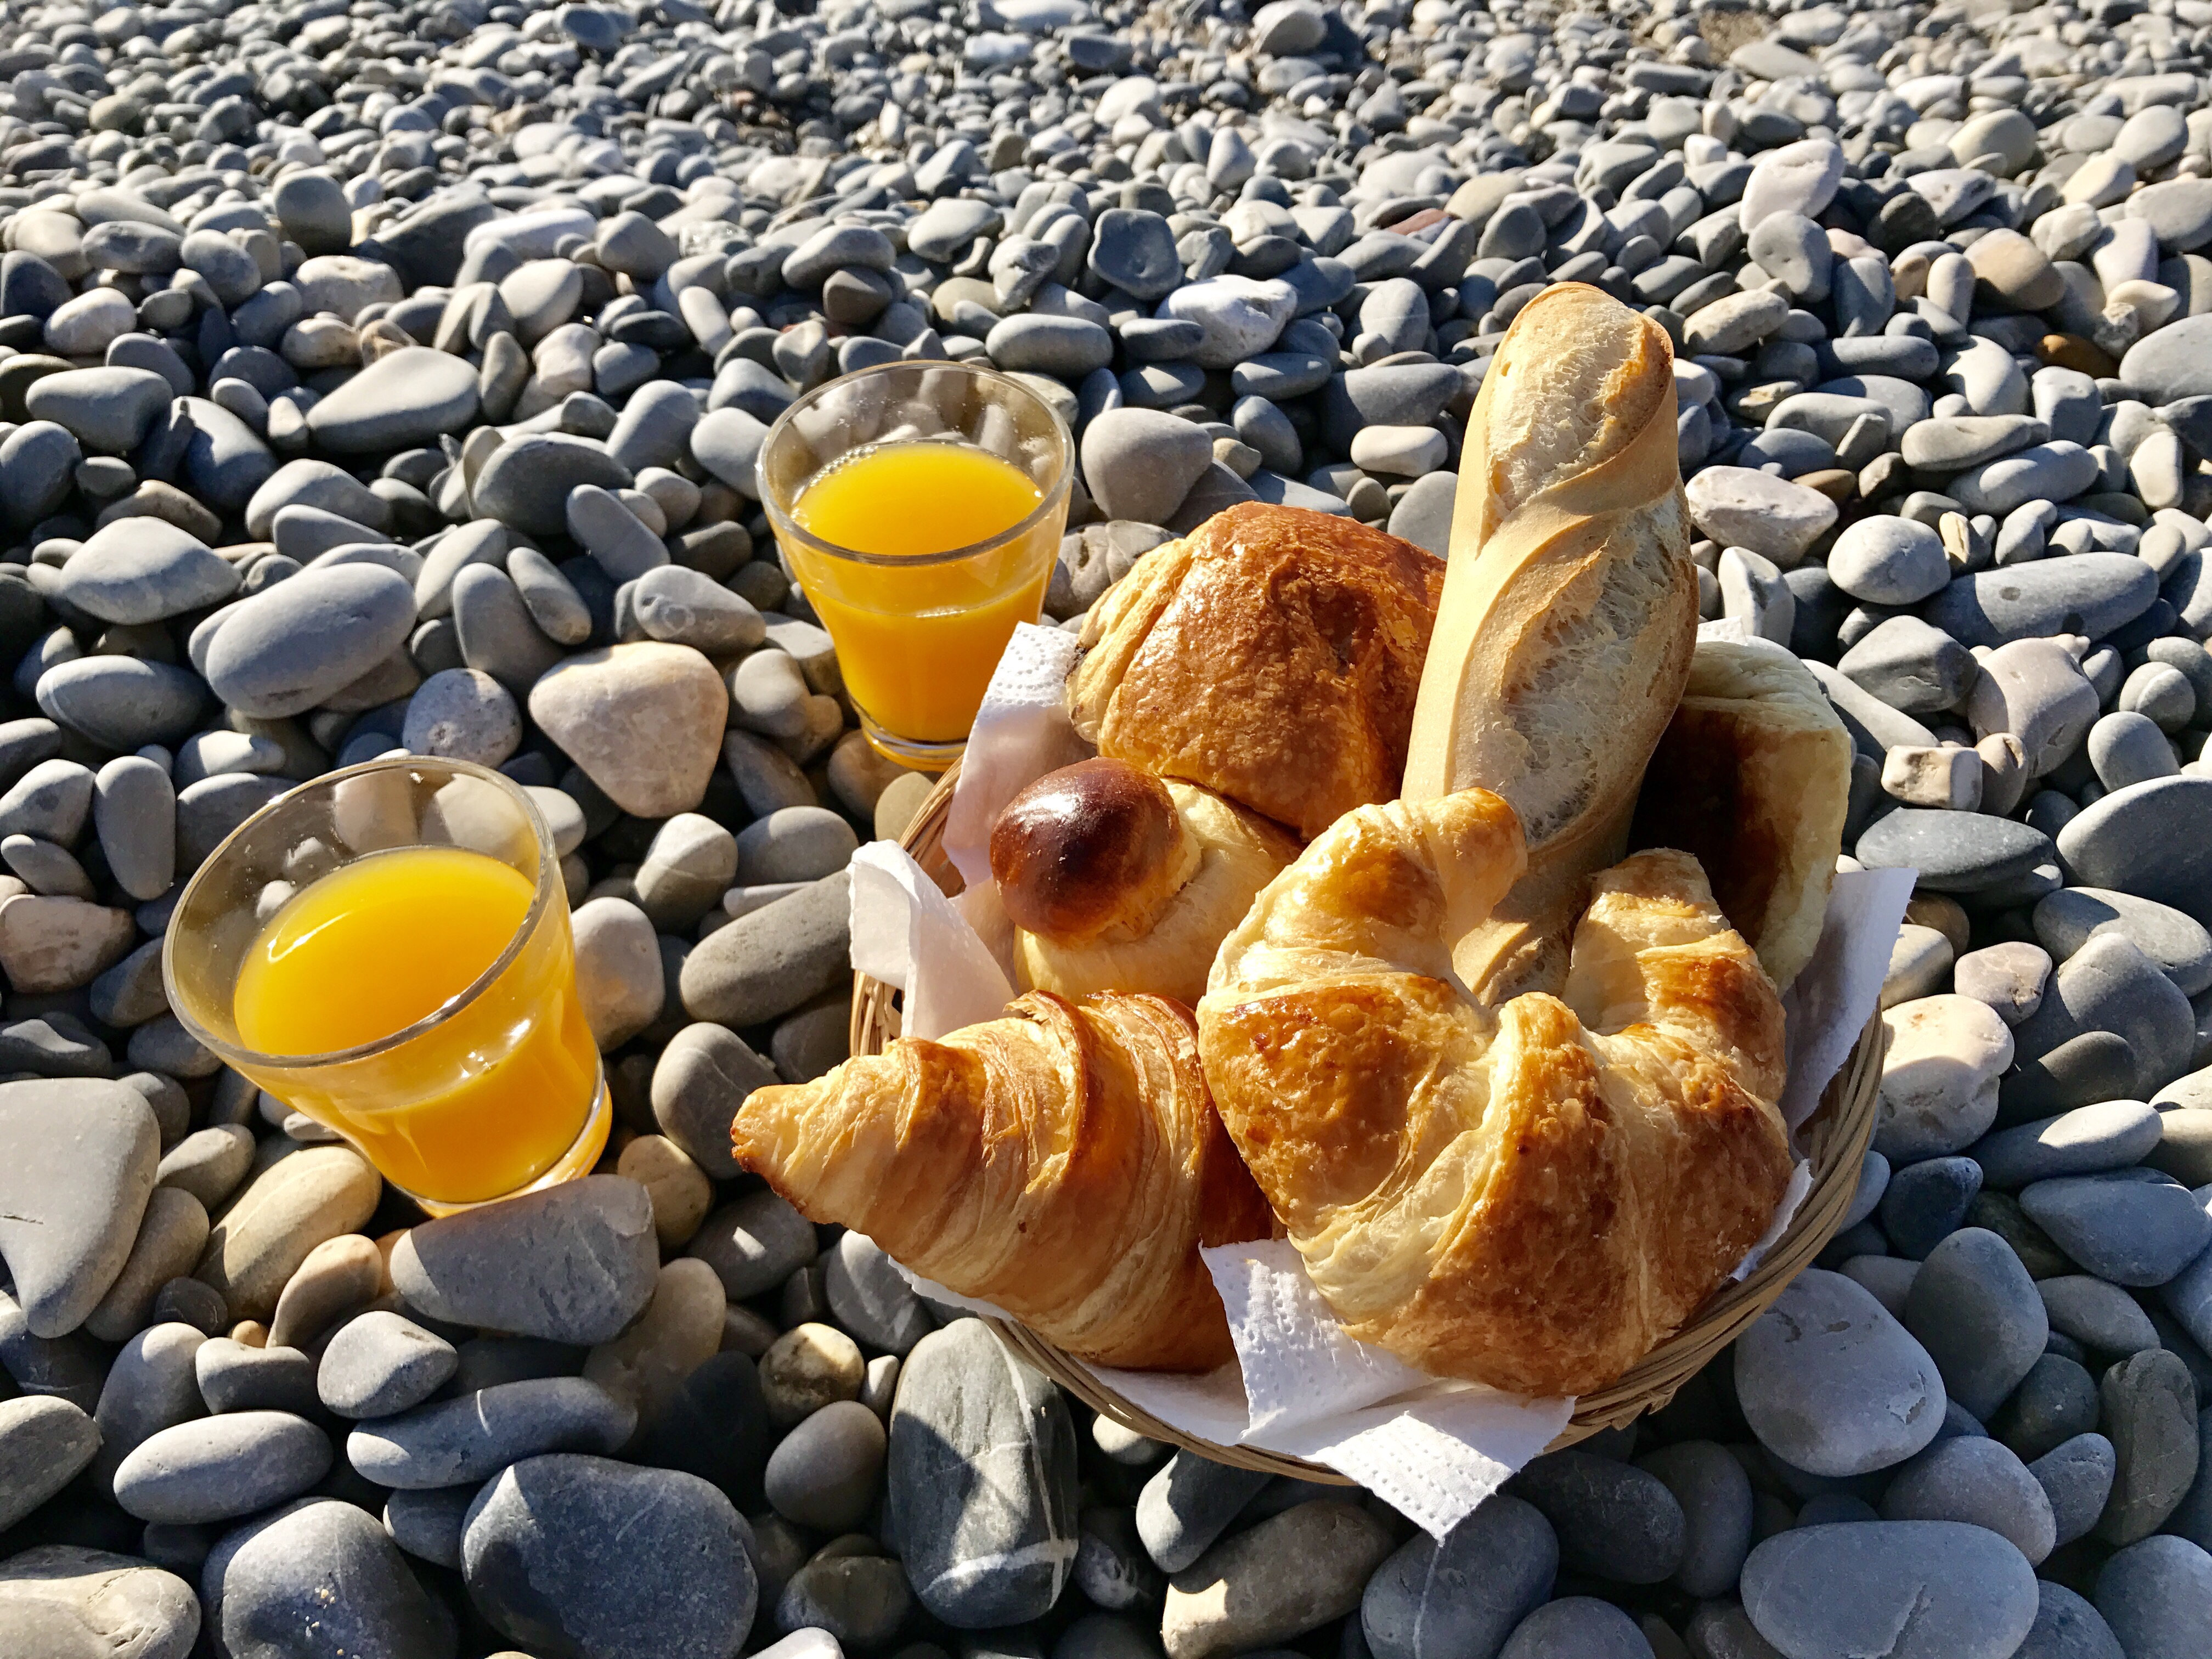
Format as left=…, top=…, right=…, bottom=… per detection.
left=1068, top=503, right=1445, bottom=840
left=1402, top=283, right=1699, bottom=1003
left=1630, top=640, right=1853, bottom=991
left=990, top=758, right=1301, bottom=1005
left=732, top=990, right=1272, bottom=1371
left=1196, top=789, right=1792, bottom=1397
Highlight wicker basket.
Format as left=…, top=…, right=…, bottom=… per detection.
left=851, top=766, right=1887, bottom=1480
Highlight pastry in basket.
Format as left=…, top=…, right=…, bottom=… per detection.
left=1403, top=283, right=1699, bottom=1003
left=1067, top=501, right=1446, bottom=840
left=731, top=989, right=1272, bottom=1372
left=989, top=757, right=1301, bottom=1005
left=1195, top=788, right=1792, bottom=1398
left=1630, top=640, right=1853, bottom=991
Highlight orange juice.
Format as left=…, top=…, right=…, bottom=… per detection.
left=232, top=844, right=602, bottom=1204
left=787, top=441, right=1053, bottom=747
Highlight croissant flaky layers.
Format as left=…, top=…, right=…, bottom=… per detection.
left=732, top=991, right=1272, bottom=1371
left=1196, top=789, right=1793, bottom=1398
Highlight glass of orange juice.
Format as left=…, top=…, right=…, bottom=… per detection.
left=163, top=756, right=607, bottom=1215
left=760, top=360, right=1074, bottom=768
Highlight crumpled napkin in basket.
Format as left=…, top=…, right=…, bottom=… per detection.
left=850, top=623, right=1912, bottom=1537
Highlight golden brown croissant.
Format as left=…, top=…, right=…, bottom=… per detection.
left=1068, top=503, right=1445, bottom=840
left=990, top=758, right=1301, bottom=1005
left=1630, top=640, right=1853, bottom=991
left=1196, top=789, right=1791, bottom=1397
left=732, top=990, right=1272, bottom=1370
left=1402, top=284, right=1699, bottom=1003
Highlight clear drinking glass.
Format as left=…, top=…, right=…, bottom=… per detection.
left=163, top=755, right=607, bottom=1215
left=760, top=360, right=1074, bottom=769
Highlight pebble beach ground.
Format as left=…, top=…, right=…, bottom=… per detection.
left=2, top=0, right=2212, bottom=1654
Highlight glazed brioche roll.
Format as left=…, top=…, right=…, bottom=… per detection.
left=1403, top=283, right=1700, bottom=1003
left=733, top=990, right=1273, bottom=1372
left=990, top=758, right=1301, bottom=1006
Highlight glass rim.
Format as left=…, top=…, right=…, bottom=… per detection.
left=758, top=359, right=1075, bottom=569
left=161, top=753, right=560, bottom=1074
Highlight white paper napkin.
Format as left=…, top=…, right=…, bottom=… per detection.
left=853, top=622, right=1910, bottom=1538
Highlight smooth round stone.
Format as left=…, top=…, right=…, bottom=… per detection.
left=402, top=668, right=521, bottom=767
left=2039, top=1274, right=2160, bottom=1357
left=1880, top=1156, right=1984, bottom=1257
left=528, top=643, right=725, bottom=820
left=391, top=1174, right=658, bottom=1345
left=0, top=1544, right=199, bottom=1659
left=2096, top=1348, right=2202, bottom=1544
left=2017, top=934, right=2196, bottom=1101
left=1079, top=407, right=1212, bottom=525
left=1838, top=617, right=1976, bottom=716
left=1971, top=1100, right=2166, bottom=1188
left=1510, top=1451, right=1685, bottom=1585
left=36, top=656, right=207, bottom=752
left=191, top=1142, right=379, bottom=1323
left=195, top=1337, right=317, bottom=1415
left=111, top=1410, right=331, bottom=1523
left=631, top=566, right=765, bottom=653
left=1880, top=1434, right=2057, bottom=1564
left=0, top=1397, right=102, bottom=1530
left=1161, top=1500, right=1394, bottom=1659
left=2031, top=1432, right=2119, bottom=1549
left=684, top=1187, right=815, bottom=1299
left=346, top=1376, right=634, bottom=1488
left=1498, top=1598, right=1652, bottom=1659
left=204, top=564, right=418, bottom=720
left=734, top=804, right=858, bottom=885
left=317, top=1310, right=457, bottom=1419
left=823, top=1231, right=930, bottom=1355
left=889, top=1318, right=1081, bottom=1626
left=58, top=520, right=236, bottom=625
left=1877, top=995, right=2015, bottom=1162
left=1955, top=942, right=2052, bottom=1026
left=1926, top=555, right=2160, bottom=648
left=1735, top=1269, right=1946, bottom=1477
left=763, top=1398, right=884, bottom=1532
left=1905, top=1227, right=2049, bottom=1420
left=1140, top=1454, right=1271, bottom=1574
left=2089, top=712, right=2179, bottom=791
left=2058, top=776, right=2212, bottom=933
left=0, top=1077, right=160, bottom=1338
left=1858, top=811, right=2055, bottom=895
left=1741, top=1522, right=2038, bottom=1659
left=2036, top=889, right=2212, bottom=997
left=1968, top=639, right=2100, bottom=779
left=464, top=1454, right=757, bottom=1659
left=1683, top=466, right=1837, bottom=565
left=2095, top=1534, right=2212, bottom=1659
left=1830, top=516, right=1951, bottom=605
left=302, top=343, right=476, bottom=450
left=474, top=434, right=633, bottom=538
left=652, top=1026, right=776, bottom=1182
left=775, top=1555, right=912, bottom=1647
left=89, top=1322, right=206, bottom=1497
left=759, top=1322, right=864, bottom=1427
left=2011, top=1580, right=2125, bottom=1659
left=2021, top=1169, right=2212, bottom=1285
left=205, top=1497, right=454, bottom=1659
left=1634, top=1440, right=1751, bottom=1598
left=1360, top=1492, right=1556, bottom=1659
left=1995, top=1351, right=2101, bottom=1464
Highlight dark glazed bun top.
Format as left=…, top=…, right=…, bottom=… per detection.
left=989, top=758, right=1195, bottom=946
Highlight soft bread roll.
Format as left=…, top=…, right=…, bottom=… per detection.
left=1197, top=790, right=1791, bottom=1397
left=1403, top=284, right=1699, bottom=1002
left=733, top=990, right=1272, bottom=1371
left=991, top=758, right=1300, bottom=1005
left=1630, top=640, right=1853, bottom=991
left=1069, top=502, right=1446, bottom=840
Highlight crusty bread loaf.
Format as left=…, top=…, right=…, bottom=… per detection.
left=1068, top=503, right=1446, bottom=840
left=1197, top=790, right=1792, bottom=1397
left=1630, top=640, right=1853, bottom=991
left=991, top=758, right=1299, bottom=1005
left=1402, top=284, right=1699, bottom=1003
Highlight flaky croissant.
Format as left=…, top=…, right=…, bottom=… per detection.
left=1197, top=789, right=1792, bottom=1397
left=732, top=990, right=1272, bottom=1371
left=991, top=758, right=1300, bottom=1005
left=1403, top=284, right=1699, bottom=1004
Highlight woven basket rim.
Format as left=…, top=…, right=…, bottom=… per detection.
left=851, top=763, right=1887, bottom=1480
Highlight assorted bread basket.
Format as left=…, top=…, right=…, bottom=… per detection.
left=738, top=284, right=1889, bottom=1474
